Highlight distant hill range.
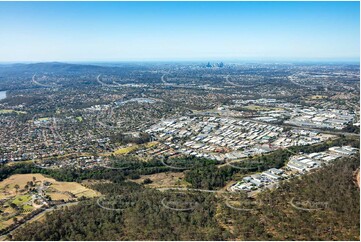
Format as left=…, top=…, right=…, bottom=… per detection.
left=0, top=62, right=112, bottom=74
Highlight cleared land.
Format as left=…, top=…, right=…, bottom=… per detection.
left=0, top=174, right=99, bottom=199
left=309, top=95, right=328, bottom=100
left=113, top=141, right=158, bottom=156
left=242, top=105, right=282, bottom=111
left=113, top=145, right=139, bottom=155
left=51, top=181, right=99, bottom=198
left=0, top=174, right=99, bottom=230
left=131, top=172, right=188, bottom=188
left=0, top=109, right=26, bottom=114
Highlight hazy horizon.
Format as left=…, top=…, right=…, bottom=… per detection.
left=0, top=58, right=360, bottom=65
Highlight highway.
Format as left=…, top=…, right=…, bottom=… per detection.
left=225, top=75, right=256, bottom=88
left=31, top=74, right=55, bottom=88
left=161, top=74, right=168, bottom=84
left=96, top=74, right=121, bottom=87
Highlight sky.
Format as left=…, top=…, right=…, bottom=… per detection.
left=0, top=1, right=359, bottom=62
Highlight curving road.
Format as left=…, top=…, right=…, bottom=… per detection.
left=31, top=74, right=57, bottom=88
left=225, top=75, right=256, bottom=88
left=96, top=74, right=121, bottom=87
left=161, top=74, right=168, bottom=84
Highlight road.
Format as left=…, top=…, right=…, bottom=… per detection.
left=31, top=74, right=54, bottom=88
left=157, top=187, right=227, bottom=194
left=96, top=74, right=121, bottom=87
left=225, top=75, right=256, bottom=88
left=287, top=75, right=316, bottom=89
left=247, top=183, right=278, bottom=198
left=0, top=201, right=79, bottom=240
left=157, top=184, right=275, bottom=198
left=161, top=74, right=168, bottom=84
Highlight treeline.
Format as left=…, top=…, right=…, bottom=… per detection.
left=0, top=163, right=126, bottom=183
left=0, top=156, right=202, bottom=184
left=185, top=164, right=237, bottom=190
left=290, top=135, right=360, bottom=152
left=343, top=123, right=360, bottom=134
left=110, top=132, right=151, bottom=145
left=184, top=148, right=291, bottom=190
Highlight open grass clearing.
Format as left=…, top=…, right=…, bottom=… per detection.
left=113, top=144, right=139, bottom=155
left=12, top=195, right=31, bottom=206
left=0, top=109, right=26, bottom=114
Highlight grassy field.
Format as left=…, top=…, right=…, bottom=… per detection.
left=46, top=193, right=69, bottom=200
left=113, top=141, right=159, bottom=155
left=51, top=182, right=99, bottom=198
left=243, top=105, right=282, bottom=111
left=0, top=109, right=26, bottom=114
left=144, top=141, right=158, bottom=148
left=76, top=116, right=83, bottom=122
left=22, top=204, right=33, bottom=211
left=113, top=144, right=139, bottom=155
left=12, top=195, right=32, bottom=206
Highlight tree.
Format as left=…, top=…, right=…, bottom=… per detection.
left=9, top=203, right=18, bottom=210
left=142, top=178, right=153, bottom=184
left=14, top=184, right=20, bottom=193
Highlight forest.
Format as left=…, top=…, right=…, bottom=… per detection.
left=8, top=154, right=360, bottom=241
left=219, top=154, right=360, bottom=240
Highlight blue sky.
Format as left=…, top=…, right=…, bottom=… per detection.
left=0, top=1, right=359, bottom=62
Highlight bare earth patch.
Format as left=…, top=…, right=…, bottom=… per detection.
left=130, top=172, right=188, bottom=188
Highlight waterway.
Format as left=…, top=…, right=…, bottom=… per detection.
left=0, top=91, right=6, bottom=100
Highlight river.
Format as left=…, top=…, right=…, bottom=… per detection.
left=0, top=91, right=6, bottom=100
